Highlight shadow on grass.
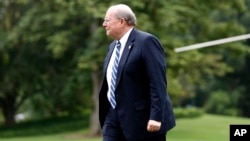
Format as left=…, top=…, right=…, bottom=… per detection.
left=0, top=114, right=89, bottom=138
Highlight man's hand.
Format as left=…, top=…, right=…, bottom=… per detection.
left=147, top=120, right=161, bottom=132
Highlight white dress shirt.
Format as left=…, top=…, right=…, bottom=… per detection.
left=106, top=28, right=133, bottom=101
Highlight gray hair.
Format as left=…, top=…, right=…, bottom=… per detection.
left=109, top=4, right=137, bottom=26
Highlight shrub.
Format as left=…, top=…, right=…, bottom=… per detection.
left=204, top=90, right=240, bottom=116
left=174, top=107, right=204, bottom=118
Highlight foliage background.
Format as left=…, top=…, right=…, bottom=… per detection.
left=0, top=0, right=250, bottom=135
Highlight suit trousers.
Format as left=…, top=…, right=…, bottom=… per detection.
left=102, top=108, right=166, bottom=141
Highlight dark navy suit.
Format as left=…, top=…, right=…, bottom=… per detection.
left=99, top=28, right=176, bottom=141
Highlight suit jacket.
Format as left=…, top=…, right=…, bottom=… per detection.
left=99, top=28, right=175, bottom=140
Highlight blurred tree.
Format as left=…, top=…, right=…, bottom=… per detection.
left=0, top=0, right=250, bottom=135
left=0, top=0, right=34, bottom=127
left=0, top=0, right=93, bottom=127
left=166, top=0, right=250, bottom=107
left=231, top=0, right=250, bottom=117
left=191, top=0, right=250, bottom=117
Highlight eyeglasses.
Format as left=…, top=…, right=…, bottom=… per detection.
left=103, top=18, right=121, bottom=23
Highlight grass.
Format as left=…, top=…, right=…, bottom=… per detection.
left=0, top=115, right=89, bottom=138
left=0, top=130, right=101, bottom=141
left=0, top=114, right=249, bottom=141
left=168, top=114, right=250, bottom=141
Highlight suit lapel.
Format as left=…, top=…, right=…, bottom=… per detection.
left=116, top=29, right=136, bottom=86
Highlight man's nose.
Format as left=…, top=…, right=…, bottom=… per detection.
left=102, top=21, right=106, bottom=27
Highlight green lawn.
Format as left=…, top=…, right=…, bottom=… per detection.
left=167, top=114, right=250, bottom=141
left=0, top=114, right=249, bottom=141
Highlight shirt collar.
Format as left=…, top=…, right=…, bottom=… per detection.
left=119, top=28, right=133, bottom=48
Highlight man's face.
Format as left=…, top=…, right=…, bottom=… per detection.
left=103, top=9, right=121, bottom=40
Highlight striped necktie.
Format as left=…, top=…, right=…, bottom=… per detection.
left=108, top=41, right=121, bottom=109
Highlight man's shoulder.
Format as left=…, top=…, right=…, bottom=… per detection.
left=134, top=29, right=151, bottom=35
left=134, top=29, right=156, bottom=39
